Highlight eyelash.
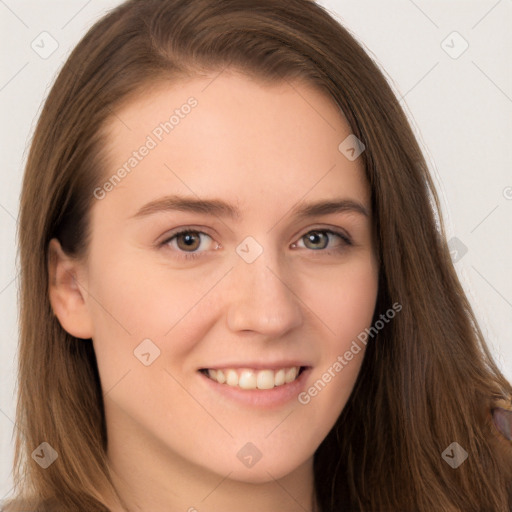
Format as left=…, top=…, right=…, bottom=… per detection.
left=160, top=227, right=353, bottom=261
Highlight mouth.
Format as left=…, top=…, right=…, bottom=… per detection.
left=198, top=366, right=308, bottom=390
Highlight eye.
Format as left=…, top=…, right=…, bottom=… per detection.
left=160, top=229, right=219, bottom=261
left=159, top=227, right=352, bottom=262
left=292, top=229, right=352, bottom=255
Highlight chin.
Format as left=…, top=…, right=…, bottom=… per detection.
left=209, top=452, right=312, bottom=484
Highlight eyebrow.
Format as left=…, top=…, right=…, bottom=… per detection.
left=131, top=194, right=369, bottom=220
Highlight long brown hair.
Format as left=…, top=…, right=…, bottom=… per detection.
left=6, top=0, right=512, bottom=510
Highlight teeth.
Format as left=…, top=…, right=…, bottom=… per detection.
left=256, top=369, right=274, bottom=390
left=226, top=369, right=238, bottom=386
left=274, top=369, right=285, bottom=386
left=239, top=369, right=257, bottom=389
left=205, top=366, right=301, bottom=389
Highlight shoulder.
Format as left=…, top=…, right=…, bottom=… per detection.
left=493, top=406, right=512, bottom=441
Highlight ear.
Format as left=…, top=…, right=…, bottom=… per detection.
left=48, top=238, right=94, bottom=339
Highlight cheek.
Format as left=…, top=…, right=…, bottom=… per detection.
left=86, top=251, right=211, bottom=338
left=306, top=255, right=379, bottom=346
left=84, top=251, right=223, bottom=392
left=299, top=255, right=377, bottom=407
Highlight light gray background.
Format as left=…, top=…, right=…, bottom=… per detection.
left=1, top=0, right=511, bottom=500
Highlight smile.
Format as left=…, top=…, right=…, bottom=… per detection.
left=200, top=366, right=306, bottom=390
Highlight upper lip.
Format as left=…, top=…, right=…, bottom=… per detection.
left=199, top=361, right=312, bottom=371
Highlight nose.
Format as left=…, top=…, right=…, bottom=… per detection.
left=225, top=248, right=304, bottom=336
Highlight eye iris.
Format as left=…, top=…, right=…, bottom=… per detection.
left=305, top=231, right=328, bottom=250
left=177, top=232, right=200, bottom=251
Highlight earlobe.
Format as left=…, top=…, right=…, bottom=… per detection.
left=48, top=238, right=94, bottom=340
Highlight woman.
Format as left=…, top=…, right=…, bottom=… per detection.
left=5, top=0, right=512, bottom=510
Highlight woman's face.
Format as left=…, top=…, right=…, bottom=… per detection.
left=57, top=71, right=378, bottom=491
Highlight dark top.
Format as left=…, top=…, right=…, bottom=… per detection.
left=493, top=406, right=512, bottom=441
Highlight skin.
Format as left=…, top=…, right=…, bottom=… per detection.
left=48, top=70, right=379, bottom=512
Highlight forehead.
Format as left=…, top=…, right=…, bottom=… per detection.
left=96, top=71, right=370, bottom=220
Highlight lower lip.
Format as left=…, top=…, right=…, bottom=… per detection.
left=198, top=368, right=312, bottom=408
